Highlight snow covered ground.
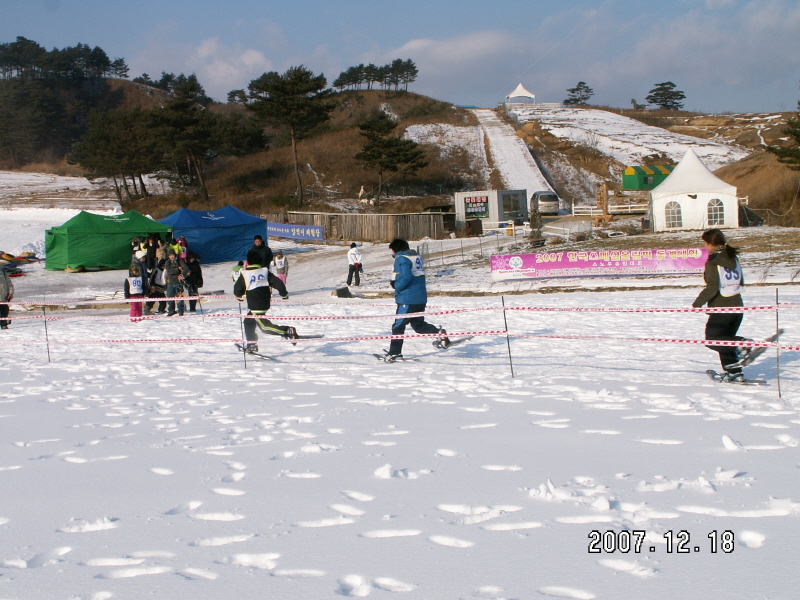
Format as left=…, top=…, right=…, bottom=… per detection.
left=1, top=202, right=799, bottom=600
left=509, top=108, right=750, bottom=171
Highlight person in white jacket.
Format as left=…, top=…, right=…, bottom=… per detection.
left=347, top=243, right=362, bottom=286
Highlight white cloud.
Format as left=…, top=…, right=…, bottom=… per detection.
left=706, top=0, right=736, bottom=8
left=130, top=36, right=274, bottom=100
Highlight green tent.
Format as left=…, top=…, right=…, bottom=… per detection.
left=45, top=210, right=172, bottom=271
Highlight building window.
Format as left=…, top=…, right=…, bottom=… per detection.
left=665, top=201, right=682, bottom=228
left=643, top=176, right=654, bottom=185
left=708, top=198, right=725, bottom=225
left=501, top=193, right=524, bottom=219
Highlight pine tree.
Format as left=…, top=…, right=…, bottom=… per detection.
left=645, top=82, right=686, bottom=110
left=354, top=111, right=427, bottom=203
left=247, top=66, right=336, bottom=207
left=563, top=81, right=594, bottom=106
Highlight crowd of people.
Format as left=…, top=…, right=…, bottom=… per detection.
left=124, top=233, right=203, bottom=319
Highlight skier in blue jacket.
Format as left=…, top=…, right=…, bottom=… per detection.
left=381, top=238, right=450, bottom=362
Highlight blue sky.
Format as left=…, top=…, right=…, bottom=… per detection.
left=4, top=0, right=800, bottom=112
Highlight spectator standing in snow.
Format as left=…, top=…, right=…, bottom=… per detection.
left=271, top=250, right=289, bottom=286
left=381, top=238, right=450, bottom=362
left=692, top=228, right=749, bottom=382
left=124, top=263, right=145, bottom=321
left=184, top=252, right=204, bottom=312
left=347, top=242, right=362, bottom=286
left=234, top=249, right=300, bottom=354
left=246, top=235, right=288, bottom=299
left=0, top=265, right=14, bottom=330
left=160, top=249, right=188, bottom=316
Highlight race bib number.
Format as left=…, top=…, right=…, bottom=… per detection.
left=718, top=260, right=744, bottom=297
left=127, top=276, right=143, bottom=295
left=403, top=254, right=425, bottom=277
left=245, top=268, right=270, bottom=291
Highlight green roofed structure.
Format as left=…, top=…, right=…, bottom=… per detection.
left=622, top=165, right=675, bottom=190
left=45, top=210, right=172, bottom=271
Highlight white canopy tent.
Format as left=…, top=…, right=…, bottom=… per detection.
left=506, top=83, right=536, bottom=102
left=649, top=148, right=740, bottom=231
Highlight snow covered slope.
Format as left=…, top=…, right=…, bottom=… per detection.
left=472, top=109, right=552, bottom=194
left=510, top=107, right=749, bottom=170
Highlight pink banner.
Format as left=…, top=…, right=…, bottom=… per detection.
left=491, top=248, right=707, bottom=281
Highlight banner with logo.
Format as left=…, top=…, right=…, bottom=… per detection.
left=267, top=222, right=324, bottom=241
left=491, top=248, right=707, bottom=282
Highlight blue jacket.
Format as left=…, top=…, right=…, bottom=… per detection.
left=392, top=249, right=427, bottom=305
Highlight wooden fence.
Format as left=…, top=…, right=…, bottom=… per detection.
left=262, top=211, right=446, bottom=243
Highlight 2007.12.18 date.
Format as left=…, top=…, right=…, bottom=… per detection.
left=588, top=530, right=735, bottom=553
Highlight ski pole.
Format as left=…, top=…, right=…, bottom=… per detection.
left=237, top=300, right=247, bottom=369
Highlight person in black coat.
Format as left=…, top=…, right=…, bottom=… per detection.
left=246, top=235, right=288, bottom=299
left=233, top=249, right=299, bottom=353
left=184, top=252, right=204, bottom=312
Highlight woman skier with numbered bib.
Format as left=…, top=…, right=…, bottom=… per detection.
left=692, top=228, right=749, bottom=382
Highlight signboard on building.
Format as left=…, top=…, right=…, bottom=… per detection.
left=267, top=222, right=324, bottom=241
left=464, top=196, right=489, bottom=218
left=491, top=247, right=707, bottom=281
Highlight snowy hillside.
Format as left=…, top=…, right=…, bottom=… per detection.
left=509, top=107, right=750, bottom=171
left=0, top=202, right=799, bottom=600
left=472, top=109, right=552, bottom=194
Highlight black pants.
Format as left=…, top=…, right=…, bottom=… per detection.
left=347, top=264, right=360, bottom=286
left=388, top=303, right=440, bottom=356
left=0, top=302, right=9, bottom=328
left=705, top=313, right=744, bottom=374
left=244, top=311, right=290, bottom=342
left=185, top=283, right=199, bottom=311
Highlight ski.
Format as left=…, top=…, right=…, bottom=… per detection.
left=435, top=335, right=474, bottom=350
left=235, top=343, right=278, bottom=361
left=706, top=370, right=766, bottom=386
left=729, top=329, right=784, bottom=368
left=374, top=353, right=418, bottom=363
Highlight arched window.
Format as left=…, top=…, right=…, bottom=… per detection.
left=708, top=198, right=725, bottom=225
left=665, top=201, right=682, bottom=228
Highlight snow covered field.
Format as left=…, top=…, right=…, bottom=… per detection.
left=509, top=108, right=750, bottom=171
left=1, top=204, right=799, bottom=600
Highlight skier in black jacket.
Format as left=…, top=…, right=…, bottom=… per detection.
left=234, top=249, right=299, bottom=353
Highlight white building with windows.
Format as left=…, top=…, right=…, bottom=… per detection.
left=648, top=148, right=740, bottom=232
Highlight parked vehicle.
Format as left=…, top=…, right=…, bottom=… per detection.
left=530, top=191, right=560, bottom=216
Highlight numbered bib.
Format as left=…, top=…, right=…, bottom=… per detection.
left=127, top=276, right=144, bottom=295
left=244, top=267, right=270, bottom=291
left=717, top=259, right=744, bottom=297
left=401, top=254, right=425, bottom=277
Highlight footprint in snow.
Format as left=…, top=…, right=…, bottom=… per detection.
left=429, top=535, right=474, bottom=548
left=342, top=490, right=375, bottom=502
left=373, top=577, right=416, bottom=592
left=739, top=530, right=766, bottom=548
left=98, top=566, right=172, bottom=579
left=538, top=586, right=596, bottom=599
left=337, top=574, right=371, bottom=597
left=190, top=534, right=253, bottom=547
left=273, top=568, right=326, bottom=577
left=598, top=558, right=657, bottom=577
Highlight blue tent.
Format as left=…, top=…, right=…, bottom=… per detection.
left=159, top=206, right=266, bottom=263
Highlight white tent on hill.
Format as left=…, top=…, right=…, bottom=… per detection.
left=649, top=147, right=740, bottom=232
left=506, top=83, right=536, bottom=103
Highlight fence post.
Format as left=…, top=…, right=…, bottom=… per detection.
left=42, top=297, right=51, bottom=363
left=501, top=295, right=514, bottom=378
left=776, top=288, right=781, bottom=399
